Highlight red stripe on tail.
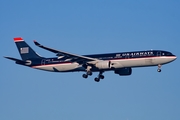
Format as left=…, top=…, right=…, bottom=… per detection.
left=14, top=37, right=24, bottom=42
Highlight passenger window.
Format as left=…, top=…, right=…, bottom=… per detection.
left=157, top=52, right=161, bottom=56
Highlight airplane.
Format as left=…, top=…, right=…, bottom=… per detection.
left=4, top=37, right=177, bottom=82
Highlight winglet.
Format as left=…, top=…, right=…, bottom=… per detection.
left=14, top=37, right=24, bottom=42
left=33, top=40, right=41, bottom=46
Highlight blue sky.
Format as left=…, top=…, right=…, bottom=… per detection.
left=0, top=0, right=180, bottom=120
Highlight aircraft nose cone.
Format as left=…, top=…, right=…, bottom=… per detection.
left=171, top=56, right=177, bottom=61
left=165, top=56, right=177, bottom=64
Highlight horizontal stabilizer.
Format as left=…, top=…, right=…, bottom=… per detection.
left=4, top=56, right=29, bottom=65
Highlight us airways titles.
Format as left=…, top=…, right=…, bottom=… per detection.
left=116, top=51, right=154, bottom=57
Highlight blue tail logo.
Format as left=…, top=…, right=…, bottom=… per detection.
left=14, top=37, right=42, bottom=60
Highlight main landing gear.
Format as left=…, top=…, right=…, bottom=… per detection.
left=82, top=71, right=92, bottom=78
left=94, top=71, right=104, bottom=82
left=157, top=64, right=162, bottom=72
left=82, top=70, right=105, bottom=82
left=82, top=66, right=93, bottom=78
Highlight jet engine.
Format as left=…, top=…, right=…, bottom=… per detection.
left=114, top=67, right=132, bottom=76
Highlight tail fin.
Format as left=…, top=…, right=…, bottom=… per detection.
left=14, top=37, right=42, bottom=60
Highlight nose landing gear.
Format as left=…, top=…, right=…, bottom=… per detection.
left=157, top=64, right=162, bottom=72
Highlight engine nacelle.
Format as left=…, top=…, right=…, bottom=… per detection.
left=114, top=67, right=132, bottom=76
left=95, top=61, right=110, bottom=69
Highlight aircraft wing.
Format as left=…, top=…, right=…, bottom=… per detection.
left=33, top=41, right=99, bottom=63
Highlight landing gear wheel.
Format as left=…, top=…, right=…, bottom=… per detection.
left=87, top=71, right=92, bottom=76
left=157, top=69, right=161, bottom=72
left=94, top=77, right=100, bottom=82
left=82, top=74, right=88, bottom=78
left=99, top=74, right=104, bottom=79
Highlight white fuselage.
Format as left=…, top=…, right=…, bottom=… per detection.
left=32, top=56, right=177, bottom=72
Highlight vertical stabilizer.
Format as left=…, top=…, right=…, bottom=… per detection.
left=14, top=37, right=42, bottom=60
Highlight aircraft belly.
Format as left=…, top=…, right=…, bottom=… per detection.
left=34, top=57, right=175, bottom=72
left=117, top=58, right=155, bottom=67
left=120, top=59, right=145, bottom=67
left=34, top=63, right=80, bottom=72
left=34, top=66, right=54, bottom=71
left=152, top=57, right=175, bottom=65
left=117, top=57, right=174, bottom=68
left=55, top=63, right=80, bottom=71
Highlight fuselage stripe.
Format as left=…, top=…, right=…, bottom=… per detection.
left=31, top=56, right=176, bottom=68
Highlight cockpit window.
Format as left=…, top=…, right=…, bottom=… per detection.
left=166, top=52, right=173, bottom=56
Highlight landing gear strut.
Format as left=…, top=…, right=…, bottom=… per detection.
left=82, top=66, right=92, bottom=79
left=157, top=64, right=162, bottom=72
left=94, top=71, right=104, bottom=82
left=87, top=71, right=92, bottom=76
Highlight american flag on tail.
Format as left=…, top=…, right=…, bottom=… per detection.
left=20, top=47, right=29, bottom=54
